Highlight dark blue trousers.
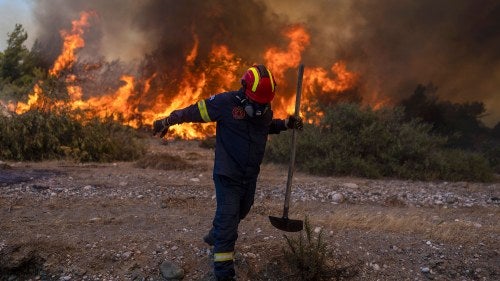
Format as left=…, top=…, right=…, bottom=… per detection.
left=211, top=173, right=256, bottom=279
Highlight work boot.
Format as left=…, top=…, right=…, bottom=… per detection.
left=203, top=228, right=215, bottom=246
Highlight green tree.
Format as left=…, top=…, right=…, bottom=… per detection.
left=0, top=24, right=45, bottom=102
left=400, top=83, right=489, bottom=149
left=0, top=24, right=28, bottom=81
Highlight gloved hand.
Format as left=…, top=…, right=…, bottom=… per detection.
left=153, top=117, right=170, bottom=138
left=285, top=115, right=304, bottom=130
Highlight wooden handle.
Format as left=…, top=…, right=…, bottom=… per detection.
left=283, top=64, right=304, bottom=219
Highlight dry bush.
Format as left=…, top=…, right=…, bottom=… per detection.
left=134, top=153, right=193, bottom=170
left=0, top=109, right=146, bottom=162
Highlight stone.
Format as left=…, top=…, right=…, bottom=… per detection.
left=122, top=251, right=133, bottom=260
left=246, top=252, right=257, bottom=259
left=421, top=267, right=430, bottom=273
left=343, top=183, right=358, bottom=189
left=445, top=196, right=457, bottom=204
left=160, top=261, right=184, bottom=280
left=130, top=269, right=145, bottom=281
left=328, top=192, right=345, bottom=203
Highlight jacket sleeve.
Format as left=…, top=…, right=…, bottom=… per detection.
left=269, top=119, right=287, bottom=134
left=167, top=95, right=223, bottom=125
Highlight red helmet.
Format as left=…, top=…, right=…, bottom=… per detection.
left=241, top=64, right=276, bottom=104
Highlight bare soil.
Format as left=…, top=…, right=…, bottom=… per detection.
left=0, top=139, right=499, bottom=281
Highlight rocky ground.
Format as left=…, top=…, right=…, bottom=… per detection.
left=0, top=140, right=499, bottom=281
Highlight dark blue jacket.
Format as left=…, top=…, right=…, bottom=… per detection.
left=168, top=90, right=287, bottom=180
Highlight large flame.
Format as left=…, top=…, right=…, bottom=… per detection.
left=50, top=11, right=96, bottom=77
left=9, top=12, right=363, bottom=139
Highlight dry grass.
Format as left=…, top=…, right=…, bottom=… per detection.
left=311, top=205, right=500, bottom=245
left=134, top=153, right=194, bottom=170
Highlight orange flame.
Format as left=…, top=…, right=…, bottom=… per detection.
left=11, top=11, right=95, bottom=114
left=142, top=43, right=242, bottom=139
left=15, top=84, right=42, bottom=114
left=50, top=11, right=96, bottom=76
left=264, top=25, right=310, bottom=81
left=6, top=13, right=368, bottom=139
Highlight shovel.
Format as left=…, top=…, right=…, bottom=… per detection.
left=269, top=64, right=304, bottom=232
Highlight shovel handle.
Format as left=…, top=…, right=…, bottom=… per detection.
left=283, top=64, right=304, bottom=219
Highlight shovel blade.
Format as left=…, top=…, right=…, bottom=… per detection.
left=269, top=216, right=303, bottom=232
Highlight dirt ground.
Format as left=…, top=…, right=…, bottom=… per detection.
left=0, top=139, right=499, bottom=281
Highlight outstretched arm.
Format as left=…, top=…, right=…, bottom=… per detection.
left=153, top=95, right=223, bottom=138
left=152, top=99, right=213, bottom=137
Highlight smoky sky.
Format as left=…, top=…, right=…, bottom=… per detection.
left=31, top=0, right=500, bottom=125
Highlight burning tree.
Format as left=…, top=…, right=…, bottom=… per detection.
left=2, top=11, right=360, bottom=140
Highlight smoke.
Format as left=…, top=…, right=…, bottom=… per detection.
left=0, top=0, right=35, bottom=50
left=270, top=0, right=500, bottom=125
left=31, top=0, right=500, bottom=125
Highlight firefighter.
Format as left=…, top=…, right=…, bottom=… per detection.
left=153, top=64, right=303, bottom=281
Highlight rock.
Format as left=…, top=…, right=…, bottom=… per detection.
left=160, top=261, right=184, bottom=280
left=343, top=183, right=358, bottom=189
left=130, top=269, right=145, bottom=281
left=445, top=196, right=457, bottom=204
left=314, top=226, right=322, bottom=233
left=421, top=267, right=430, bottom=273
left=122, top=251, right=133, bottom=260
left=190, top=178, right=200, bottom=182
left=246, top=252, right=257, bottom=259
left=328, top=192, right=345, bottom=203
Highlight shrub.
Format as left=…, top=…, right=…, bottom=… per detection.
left=0, top=109, right=146, bottom=162
left=282, top=217, right=359, bottom=280
left=134, top=153, right=193, bottom=170
left=265, top=103, right=494, bottom=182
left=283, top=217, right=329, bottom=280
